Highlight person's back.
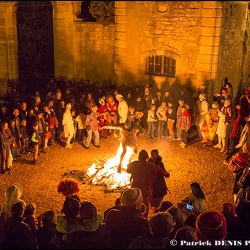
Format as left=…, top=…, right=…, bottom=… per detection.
left=128, top=211, right=174, bottom=249
left=4, top=202, right=37, bottom=249
left=104, top=188, right=150, bottom=249
left=127, top=150, right=168, bottom=217
left=37, top=210, right=64, bottom=249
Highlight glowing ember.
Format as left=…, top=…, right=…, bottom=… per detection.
left=86, top=143, right=134, bottom=189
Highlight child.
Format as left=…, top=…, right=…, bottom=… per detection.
left=75, top=110, right=87, bottom=142
left=147, top=104, right=157, bottom=139
left=31, top=122, right=41, bottom=164
left=156, top=101, right=168, bottom=138
left=20, top=119, right=30, bottom=154
left=84, top=105, right=100, bottom=149
left=98, top=98, right=109, bottom=139
left=23, top=203, right=39, bottom=237
left=167, top=100, right=177, bottom=140
left=178, top=105, right=192, bottom=148
left=43, top=123, right=52, bottom=152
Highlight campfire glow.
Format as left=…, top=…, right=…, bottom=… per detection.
left=86, top=143, right=134, bottom=190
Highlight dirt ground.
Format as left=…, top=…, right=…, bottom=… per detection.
left=0, top=127, right=234, bottom=218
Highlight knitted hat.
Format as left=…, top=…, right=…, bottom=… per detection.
left=62, top=197, right=80, bottom=218
left=190, top=182, right=205, bottom=200
left=196, top=211, right=227, bottom=240
left=120, top=188, right=143, bottom=207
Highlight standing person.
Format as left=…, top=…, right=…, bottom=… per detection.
left=127, top=149, right=170, bottom=218
left=98, top=97, right=109, bottom=139
left=147, top=104, right=157, bottom=139
left=156, top=101, right=168, bottom=138
left=223, top=105, right=243, bottom=165
left=166, top=99, right=177, bottom=140
left=62, top=102, right=74, bottom=149
left=20, top=119, right=30, bottom=154
left=193, top=93, right=209, bottom=140
left=30, top=122, right=41, bottom=165
left=178, top=105, right=192, bottom=149
left=116, top=94, right=128, bottom=124
left=75, top=109, right=86, bottom=142
left=214, top=99, right=231, bottom=153
left=176, top=97, right=185, bottom=140
left=83, top=105, right=100, bottom=149
left=148, top=149, right=170, bottom=211
left=0, top=122, right=13, bottom=173
left=106, top=94, right=118, bottom=135
left=228, top=142, right=250, bottom=205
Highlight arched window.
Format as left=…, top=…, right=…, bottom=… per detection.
left=145, top=55, right=176, bottom=78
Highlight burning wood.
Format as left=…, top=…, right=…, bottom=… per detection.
left=86, top=143, right=134, bottom=190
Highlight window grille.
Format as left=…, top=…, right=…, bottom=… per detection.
left=145, top=55, right=176, bottom=78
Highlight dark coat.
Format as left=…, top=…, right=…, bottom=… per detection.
left=148, top=156, right=168, bottom=198
left=4, top=217, right=37, bottom=249
left=103, top=206, right=150, bottom=249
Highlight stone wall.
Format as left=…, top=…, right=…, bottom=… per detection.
left=217, top=1, right=249, bottom=99
left=0, top=2, right=18, bottom=96
left=115, top=1, right=223, bottom=97
left=53, top=1, right=115, bottom=84
left=73, top=22, right=115, bottom=83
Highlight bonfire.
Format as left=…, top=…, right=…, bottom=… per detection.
left=85, top=143, right=134, bottom=191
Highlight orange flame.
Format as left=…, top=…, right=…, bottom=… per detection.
left=86, top=143, right=134, bottom=189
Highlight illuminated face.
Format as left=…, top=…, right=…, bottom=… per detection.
left=161, top=102, right=166, bottom=108
left=199, top=94, right=205, bottom=101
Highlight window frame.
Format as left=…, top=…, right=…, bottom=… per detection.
left=145, top=55, right=176, bottom=78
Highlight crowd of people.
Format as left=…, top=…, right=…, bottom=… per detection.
left=0, top=76, right=249, bottom=248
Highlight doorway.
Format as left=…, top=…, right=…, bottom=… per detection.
left=16, top=1, right=54, bottom=96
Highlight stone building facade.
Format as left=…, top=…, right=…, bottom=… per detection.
left=0, top=1, right=249, bottom=101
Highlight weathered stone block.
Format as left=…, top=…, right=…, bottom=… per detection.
left=116, top=15, right=126, bottom=23
left=198, top=54, right=218, bottom=63
left=116, top=39, right=127, bottom=48
left=115, top=9, right=126, bottom=16
left=199, top=45, right=219, bottom=55
left=115, top=1, right=127, bottom=8
left=202, top=8, right=222, bottom=17
left=201, top=26, right=221, bottom=36
left=201, top=17, right=222, bottom=27
left=116, top=23, right=126, bottom=32
left=203, top=1, right=222, bottom=8
left=200, top=36, right=220, bottom=46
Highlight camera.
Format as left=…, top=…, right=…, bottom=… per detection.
left=186, top=204, right=194, bottom=210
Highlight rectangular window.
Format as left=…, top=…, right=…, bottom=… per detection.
left=145, top=55, right=176, bottom=78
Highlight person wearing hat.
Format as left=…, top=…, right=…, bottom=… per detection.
left=62, top=102, right=75, bottom=149
left=194, top=93, right=209, bottom=140
left=195, top=210, right=227, bottom=241
left=116, top=94, right=128, bottom=124
left=84, top=105, right=100, bottom=149
left=97, top=97, right=109, bottom=139
left=104, top=187, right=150, bottom=249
